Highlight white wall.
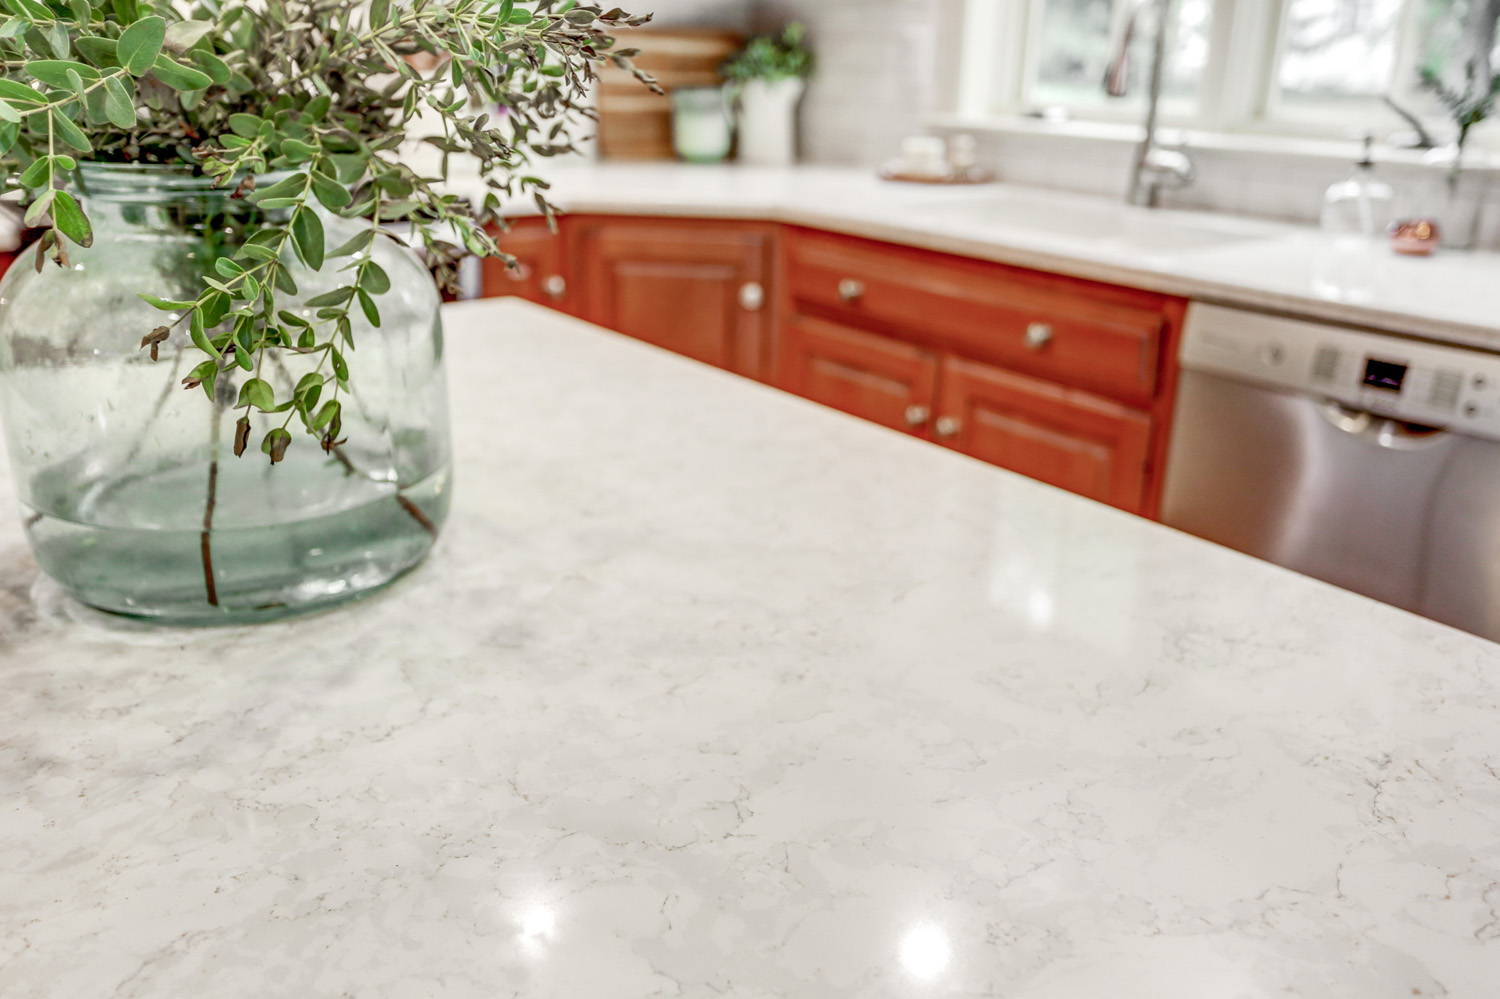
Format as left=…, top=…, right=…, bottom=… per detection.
left=754, top=0, right=948, bottom=165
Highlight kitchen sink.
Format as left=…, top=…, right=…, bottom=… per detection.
left=927, top=191, right=1282, bottom=255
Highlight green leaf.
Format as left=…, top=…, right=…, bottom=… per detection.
left=370, top=0, right=390, bottom=27
left=0, top=79, right=43, bottom=104
left=185, top=359, right=218, bottom=400
left=49, top=190, right=92, bottom=247
left=119, top=15, right=167, bottom=76
left=45, top=21, right=69, bottom=58
left=0, top=101, right=18, bottom=124
left=303, top=286, right=353, bottom=308
left=188, top=49, right=230, bottom=86
left=201, top=292, right=231, bottom=328
left=22, top=189, right=52, bottom=224
left=75, top=37, right=120, bottom=67
left=311, top=399, right=340, bottom=430
left=236, top=243, right=278, bottom=262
left=82, top=85, right=110, bottom=126
left=163, top=19, right=213, bottom=52
left=16, top=157, right=50, bottom=189
left=149, top=53, right=213, bottom=90
left=190, top=308, right=221, bottom=359
left=310, top=170, right=351, bottom=210
left=25, top=60, right=101, bottom=88
left=356, top=287, right=381, bottom=327
left=237, top=377, right=275, bottom=412
left=303, top=95, right=330, bottom=122
left=227, top=112, right=260, bottom=138
left=103, top=75, right=136, bottom=128
left=330, top=349, right=349, bottom=382
left=361, top=261, right=390, bottom=295
left=246, top=172, right=306, bottom=202
left=281, top=137, right=318, bottom=163
left=327, top=231, right=373, bottom=258
left=327, top=153, right=364, bottom=185
left=214, top=256, right=245, bottom=278
left=138, top=292, right=197, bottom=310
left=50, top=111, right=92, bottom=152
left=290, top=205, right=324, bottom=270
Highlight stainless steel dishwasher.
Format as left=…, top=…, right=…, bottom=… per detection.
left=1160, top=302, right=1500, bottom=642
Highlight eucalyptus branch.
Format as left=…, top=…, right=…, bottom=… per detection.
left=0, top=0, right=653, bottom=465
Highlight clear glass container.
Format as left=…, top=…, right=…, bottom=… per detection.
left=0, top=164, right=451, bottom=625
left=1320, top=139, right=1395, bottom=239
left=672, top=86, right=733, bottom=164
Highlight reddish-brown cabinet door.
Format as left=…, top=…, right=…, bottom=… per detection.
left=574, top=218, right=775, bottom=380
left=779, top=315, right=940, bottom=437
left=480, top=217, right=571, bottom=310
left=934, top=356, right=1152, bottom=513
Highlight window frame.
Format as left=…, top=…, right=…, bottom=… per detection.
left=946, top=0, right=1498, bottom=150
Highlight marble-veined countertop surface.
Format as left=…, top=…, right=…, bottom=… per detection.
left=2, top=299, right=1499, bottom=997
left=455, top=160, right=1500, bottom=351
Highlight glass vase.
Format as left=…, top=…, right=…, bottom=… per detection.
left=0, top=164, right=451, bottom=625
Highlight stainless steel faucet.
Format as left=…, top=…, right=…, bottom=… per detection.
left=1105, top=0, right=1195, bottom=207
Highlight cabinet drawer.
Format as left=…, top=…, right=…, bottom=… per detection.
left=786, top=228, right=1167, bottom=405
left=936, top=356, right=1152, bottom=514
left=780, top=316, right=939, bottom=436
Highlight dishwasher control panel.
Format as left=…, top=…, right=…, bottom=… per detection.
left=1179, top=303, right=1500, bottom=440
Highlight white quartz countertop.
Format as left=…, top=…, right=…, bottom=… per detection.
left=3, top=300, right=1500, bottom=997
left=467, top=161, right=1500, bottom=351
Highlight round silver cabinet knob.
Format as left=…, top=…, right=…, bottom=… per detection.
left=542, top=275, right=567, bottom=300
left=934, top=416, right=962, bottom=438
left=838, top=278, right=866, bottom=303
left=1024, top=322, right=1054, bottom=351
left=739, top=281, right=765, bottom=312
left=904, top=404, right=930, bottom=428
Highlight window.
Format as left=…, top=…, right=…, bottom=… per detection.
left=1030, top=0, right=1210, bottom=114
left=954, top=0, right=1499, bottom=144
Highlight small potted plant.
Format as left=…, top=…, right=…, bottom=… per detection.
left=0, top=1, right=651, bottom=624
left=722, top=23, right=813, bottom=167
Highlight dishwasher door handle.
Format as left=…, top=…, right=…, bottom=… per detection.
left=1318, top=399, right=1449, bottom=451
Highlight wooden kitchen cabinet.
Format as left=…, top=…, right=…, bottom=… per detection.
left=475, top=213, right=1186, bottom=519
left=481, top=217, right=571, bottom=310
left=779, top=315, right=939, bottom=436
left=934, top=356, right=1152, bottom=512
left=778, top=225, right=1185, bottom=518
left=572, top=217, right=777, bottom=380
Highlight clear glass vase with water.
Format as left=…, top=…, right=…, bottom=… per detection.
left=0, top=164, right=451, bottom=624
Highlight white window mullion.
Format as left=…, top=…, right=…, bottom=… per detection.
left=955, top=0, right=1032, bottom=117
left=1210, top=0, right=1289, bottom=130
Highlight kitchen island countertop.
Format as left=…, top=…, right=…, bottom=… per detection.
left=2, top=300, right=1499, bottom=997
left=461, top=161, right=1500, bottom=351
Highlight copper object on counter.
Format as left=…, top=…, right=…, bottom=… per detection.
left=1390, top=218, right=1441, bottom=256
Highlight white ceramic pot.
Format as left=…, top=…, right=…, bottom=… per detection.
left=737, top=77, right=805, bottom=167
